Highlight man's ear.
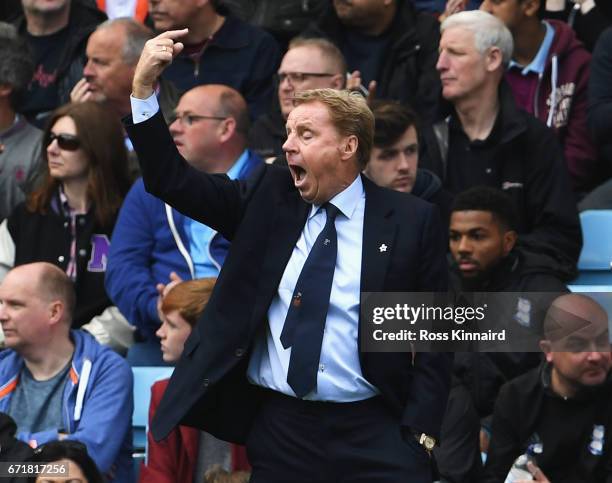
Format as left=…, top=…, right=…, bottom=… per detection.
left=48, top=300, right=65, bottom=327
left=522, top=0, right=541, bottom=18
left=218, top=117, right=237, bottom=143
left=0, top=84, right=12, bottom=98
left=340, top=135, right=359, bottom=162
left=502, top=230, right=518, bottom=256
left=485, top=47, right=504, bottom=73
left=540, top=339, right=553, bottom=361
left=331, top=74, right=345, bottom=90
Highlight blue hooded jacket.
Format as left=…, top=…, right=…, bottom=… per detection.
left=0, top=330, right=133, bottom=482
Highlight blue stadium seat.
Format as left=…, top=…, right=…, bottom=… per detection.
left=132, top=366, right=174, bottom=474
left=569, top=210, right=612, bottom=289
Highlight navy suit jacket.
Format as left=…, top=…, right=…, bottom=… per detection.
left=126, top=111, right=453, bottom=445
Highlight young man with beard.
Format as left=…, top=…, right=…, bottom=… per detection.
left=449, top=186, right=568, bottom=294
left=483, top=293, right=612, bottom=483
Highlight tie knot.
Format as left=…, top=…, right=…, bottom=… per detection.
left=324, top=203, right=340, bottom=222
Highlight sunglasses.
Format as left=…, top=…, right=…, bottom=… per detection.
left=47, top=132, right=81, bottom=151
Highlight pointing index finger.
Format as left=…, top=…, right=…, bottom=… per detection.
left=156, top=28, right=189, bottom=41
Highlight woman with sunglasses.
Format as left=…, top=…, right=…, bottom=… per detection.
left=0, top=101, right=131, bottom=327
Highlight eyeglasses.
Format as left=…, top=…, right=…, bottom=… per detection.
left=46, top=132, right=81, bottom=151
left=173, top=113, right=227, bottom=127
left=277, top=72, right=336, bottom=85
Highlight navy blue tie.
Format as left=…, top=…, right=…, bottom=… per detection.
left=281, top=203, right=340, bottom=398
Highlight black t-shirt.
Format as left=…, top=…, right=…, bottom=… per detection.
left=22, top=26, right=70, bottom=122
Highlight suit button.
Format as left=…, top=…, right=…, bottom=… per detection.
left=58, top=255, right=65, bottom=262
left=202, top=378, right=210, bottom=388
left=63, top=221, right=69, bottom=228
left=78, top=218, right=85, bottom=226
left=79, top=249, right=87, bottom=257
left=235, top=348, right=244, bottom=357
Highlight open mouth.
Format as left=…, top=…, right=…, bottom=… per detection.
left=289, top=164, right=307, bottom=187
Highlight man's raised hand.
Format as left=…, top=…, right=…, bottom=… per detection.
left=132, top=28, right=188, bottom=99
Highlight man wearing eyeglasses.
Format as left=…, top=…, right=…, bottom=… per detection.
left=248, top=37, right=347, bottom=163
left=105, top=83, right=262, bottom=366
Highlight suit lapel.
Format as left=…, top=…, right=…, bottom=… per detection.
left=360, top=176, right=397, bottom=293
left=253, top=187, right=310, bottom=321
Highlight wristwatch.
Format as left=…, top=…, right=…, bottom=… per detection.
left=414, top=432, right=437, bottom=452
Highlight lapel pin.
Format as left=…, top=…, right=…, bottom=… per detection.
left=379, top=244, right=387, bottom=253
left=324, top=238, right=330, bottom=246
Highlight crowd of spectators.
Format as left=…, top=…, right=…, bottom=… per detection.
left=0, top=0, right=612, bottom=481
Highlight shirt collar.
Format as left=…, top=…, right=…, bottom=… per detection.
left=226, top=149, right=250, bottom=180
left=508, top=21, right=554, bottom=75
left=308, top=174, right=364, bottom=221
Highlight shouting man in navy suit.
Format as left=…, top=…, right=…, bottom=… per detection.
left=126, top=28, right=452, bottom=483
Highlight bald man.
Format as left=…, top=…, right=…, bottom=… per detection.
left=105, top=84, right=263, bottom=365
left=0, top=262, right=133, bottom=482
left=483, top=293, right=612, bottom=483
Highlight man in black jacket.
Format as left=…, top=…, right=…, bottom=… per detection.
left=13, top=0, right=106, bottom=127
left=449, top=186, right=567, bottom=419
left=447, top=186, right=567, bottom=478
left=421, top=10, right=582, bottom=281
left=483, top=293, right=612, bottom=483
left=248, top=36, right=347, bottom=162
left=449, top=186, right=568, bottom=296
left=304, top=0, right=440, bottom=121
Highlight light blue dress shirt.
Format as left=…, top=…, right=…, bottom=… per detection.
left=247, top=175, right=379, bottom=401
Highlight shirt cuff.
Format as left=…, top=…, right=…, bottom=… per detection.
left=131, top=93, right=159, bottom=124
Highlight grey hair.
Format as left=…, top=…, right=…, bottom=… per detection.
left=96, top=17, right=154, bottom=65
left=441, top=11, right=514, bottom=67
left=0, top=24, right=34, bottom=110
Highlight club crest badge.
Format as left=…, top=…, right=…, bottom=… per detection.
left=513, top=297, right=532, bottom=328
left=588, top=425, right=604, bottom=456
